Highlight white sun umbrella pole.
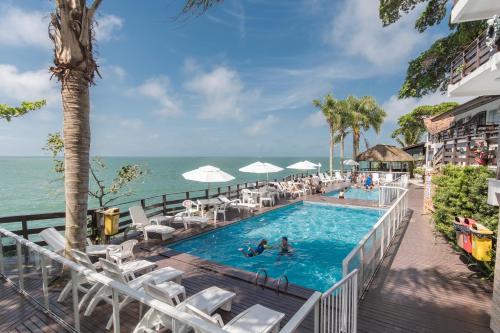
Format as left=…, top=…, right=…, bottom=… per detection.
left=182, top=165, right=235, bottom=198
left=239, top=161, right=284, bottom=184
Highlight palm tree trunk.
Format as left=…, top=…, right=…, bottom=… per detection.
left=340, top=135, right=345, bottom=173
left=62, top=72, right=91, bottom=255
left=329, top=128, right=334, bottom=177
left=353, top=128, right=360, bottom=160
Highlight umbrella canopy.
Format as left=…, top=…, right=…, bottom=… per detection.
left=343, top=159, right=359, bottom=166
left=287, top=160, right=318, bottom=170
left=182, top=165, right=235, bottom=183
left=356, top=144, right=414, bottom=162
left=239, top=161, right=284, bottom=174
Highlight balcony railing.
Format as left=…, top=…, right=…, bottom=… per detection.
left=449, top=31, right=499, bottom=85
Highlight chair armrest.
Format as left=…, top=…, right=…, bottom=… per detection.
left=185, top=304, right=224, bottom=327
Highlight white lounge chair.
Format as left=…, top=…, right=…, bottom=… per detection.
left=85, top=258, right=184, bottom=330
left=133, top=283, right=236, bottom=333
left=168, top=211, right=210, bottom=230
left=384, top=173, right=394, bottom=184
left=372, top=173, right=380, bottom=185
left=188, top=303, right=285, bottom=333
left=57, top=249, right=156, bottom=309
left=128, top=206, right=176, bottom=241
left=334, top=171, right=345, bottom=182
left=39, top=227, right=112, bottom=256
left=219, top=195, right=257, bottom=213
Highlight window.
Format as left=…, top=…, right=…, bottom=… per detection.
left=487, top=109, right=500, bottom=124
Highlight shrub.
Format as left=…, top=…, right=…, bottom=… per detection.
left=432, top=165, right=497, bottom=273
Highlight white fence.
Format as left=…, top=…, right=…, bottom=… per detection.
left=320, top=270, right=358, bottom=333
left=343, top=186, right=409, bottom=296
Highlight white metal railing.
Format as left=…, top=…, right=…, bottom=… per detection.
left=320, top=269, right=358, bottom=333
left=0, top=228, right=230, bottom=333
left=343, top=186, right=408, bottom=296
left=279, top=291, right=321, bottom=333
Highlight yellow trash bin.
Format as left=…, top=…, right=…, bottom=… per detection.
left=470, top=222, right=493, bottom=261
left=103, top=208, right=120, bottom=236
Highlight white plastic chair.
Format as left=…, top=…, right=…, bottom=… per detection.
left=128, top=206, right=176, bottom=241
left=107, top=239, right=137, bottom=265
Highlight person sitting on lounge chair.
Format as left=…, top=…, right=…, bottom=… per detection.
left=239, top=239, right=271, bottom=257
left=364, top=174, right=373, bottom=190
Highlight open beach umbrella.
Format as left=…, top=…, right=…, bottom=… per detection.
left=239, top=161, right=283, bottom=183
left=287, top=160, right=317, bottom=176
left=182, top=165, right=235, bottom=193
left=343, top=159, right=359, bottom=166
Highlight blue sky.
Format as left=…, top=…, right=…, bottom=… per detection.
left=0, top=0, right=468, bottom=157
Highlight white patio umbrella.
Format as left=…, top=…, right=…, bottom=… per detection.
left=343, top=159, right=359, bottom=166
left=239, top=161, right=284, bottom=183
left=287, top=160, right=317, bottom=176
left=182, top=165, right=235, bottom=193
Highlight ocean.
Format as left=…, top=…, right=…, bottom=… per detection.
left=0, top=156, right=342, bottom=217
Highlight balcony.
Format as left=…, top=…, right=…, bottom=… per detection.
left=448, top=31, right=500, bottom=97
left=451, top=0, right=500, bottom=23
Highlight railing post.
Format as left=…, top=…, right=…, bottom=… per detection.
left=185, top=191, right=190, bottom=200
left=41, top=254, right=50, bottom=309
left=314, top=299, right=320, bottom=333
left=227, top=185, right=231, bottom=199
left=21, top=218, right=29, bottom=240
left=162, top=195, right=167, bottom=215
left=140, top=199, right=146, bottom=209
left=71, top=269, right=81, bottom=332
left=16, top=240, right=24, bottom=290
left=205, top=189, right=209, bottom=199
left=112, top=288, right=121, bottom=333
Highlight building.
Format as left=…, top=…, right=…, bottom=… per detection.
left=402, top=142, right=426, bottom=167
left=424, top=95, right=500, bottom=169
left=447, top=2, right=500, bottom=332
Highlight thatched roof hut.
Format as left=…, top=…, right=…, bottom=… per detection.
left=356, top=144, right=414, bottom=162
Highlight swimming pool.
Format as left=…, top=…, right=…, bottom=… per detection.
left=170, top=202, right=384, bottom=292
left=326, top=188, right=379, bottom=201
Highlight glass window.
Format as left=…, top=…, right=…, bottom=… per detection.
left=487, top=109, right=500, bottom=124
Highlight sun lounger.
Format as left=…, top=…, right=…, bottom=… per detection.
left=128, top=206, right=176, bottom=241
left=188, top=303, right=285, bottom=333
left=219, top=195, right=257, bottom=213
left=167, top=211, right=209, bottom=230
left=133, top=283, right=236, bottom=332
left=85, top=258, right=184, bottom=330
left=39, top=227, right=113, bottom=256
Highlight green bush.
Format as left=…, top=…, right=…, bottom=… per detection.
left=414, top=167, right=425, bottom=176
left=432, top=165, right=497, bottom=274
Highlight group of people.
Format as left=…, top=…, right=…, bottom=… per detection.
left=239, top=237, right=293, bottom=258
left=350, top=172, right=375, bottom=190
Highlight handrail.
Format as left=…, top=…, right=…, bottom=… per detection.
left=321, top=269, right=359, bottom=298
left=0, top=227, right=227, bottom=333
left=274, top=274, right=289, bottom=294
left=255, top=268, right=268, bottom=288
left=343, top=186, right=408, bottom=296
left=279, top=291, right=322, bottom=333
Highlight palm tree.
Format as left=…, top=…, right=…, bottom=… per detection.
left=346, top=96, right=386, bottom=160
left=313, top=94, right=340, bottom=177
left=332, top=99, right=352, bottom=173
left=48, top=0, right=221, bottom=257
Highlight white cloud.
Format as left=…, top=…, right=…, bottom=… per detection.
left=245, top=115, right=278, bottom=136
left=119, top=118, right=143, bottom=129
left=0, top=64, right=58, bottom=104
left=134, top=76, right=182, bottom=117
left=103, top=65, right=126, bottom=79
left=0, top=6, right=49, bottom=49
left=328, top=0, right=427, bottom=69
left=305, top=111, right=326, bottom=127
left=382, top=92, right=471, bottom=122
left=186, top=65, right=259, bottom=120
left=94, top=14, right=123, bottom=42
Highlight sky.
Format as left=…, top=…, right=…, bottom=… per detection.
left=0, top=0, right=469, bottom=157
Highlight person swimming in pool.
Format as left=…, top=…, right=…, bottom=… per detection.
left=239, top=239, right=270, bottom=257
left=279, top=236, right=293, bottom=254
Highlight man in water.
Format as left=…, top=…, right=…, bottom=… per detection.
left=279, top=236, right=292, bottom=254
left=239, top=239, right=270, bottom=257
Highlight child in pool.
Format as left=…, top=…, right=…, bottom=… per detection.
left=239, top=239, right=271, bottom=257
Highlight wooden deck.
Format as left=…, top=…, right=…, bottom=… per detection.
left=358, top=184, right=494, bottom=333
left=0, top=183, right=494, bottom=333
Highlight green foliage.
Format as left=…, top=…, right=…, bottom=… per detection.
left=414, top=166, right=425, bottom=176
left=181, top=0, right=223, bottom=15
left=432, top=165, right=497, bottom=271
left=43, top=132, right=147, bottom=207
left=391, top=102, right=458, bottom=146
left=379, top=0, right=487, bottom=98
left=0, top=100, right=46, bottom=121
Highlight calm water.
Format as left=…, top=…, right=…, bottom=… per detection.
left=171, top=202, right=384, bottom=291
left=0, top=156, right=340, bottom=217
left=326, top=188, right=379, bottom=201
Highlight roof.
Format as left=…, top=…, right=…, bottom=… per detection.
left=423, top=115, right=455, bottom=135
left=401, top=142, right=425, bottom=151
left=356, top=144, right=414, bottom=162
left=431, top=95, right=500, bottom=121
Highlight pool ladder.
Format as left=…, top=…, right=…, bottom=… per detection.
left=274, top=275, right=288, bottom=295
left=255, top=269, right=268, bottom=289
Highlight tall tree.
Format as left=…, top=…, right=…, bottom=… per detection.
left=379, top=0, right=486, bottom=98
left=333, top=99, right=352, bottom=172
left=0, top=100, right=46, bottom=121
left=346, top=96, right=386, bottom=159
left=391, top=102, right=458, bottom=146
left=48, top=0, right=221, bottom=257
left=313, top=94, right=340, bottom=177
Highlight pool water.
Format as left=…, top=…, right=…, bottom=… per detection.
left=170, top=202, right=384, bottom=292
left=326, top=188, right=379, bottom=201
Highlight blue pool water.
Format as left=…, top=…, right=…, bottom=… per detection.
left=326, top=188, right=379, bottom=201
left=171, top=202, right=384, bottom=291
